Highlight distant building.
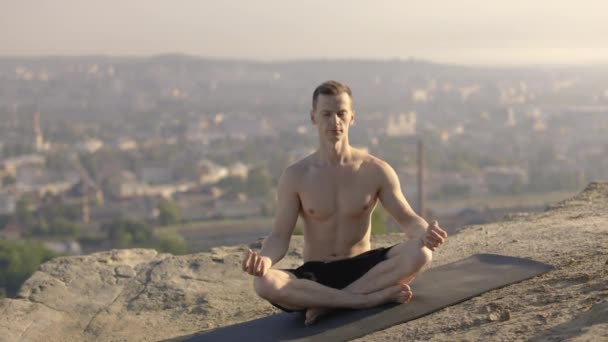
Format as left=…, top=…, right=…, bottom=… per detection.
left=386, top=112, right=416, bottom=137
left=412, top=89, right=430, bottom=103
left=198, top=160, right=228, bottom=184
left=1, top=154, right=45, bottom=175
left=116, top=138, right=137, bottom=151
left=228, top=162, right=249, bottom=179
left=0, top=190, right=16, bottom=215
left=213, top=197, right=264, bottom=218
left=116, top=180, right=196, bottom=199
left=77, top=139, right=104, bottom=153
left=141, top=166, right=173, bottom=184
left=174, top=186, right=223, bottom=221
left=43, top=240, right=82, bottom=255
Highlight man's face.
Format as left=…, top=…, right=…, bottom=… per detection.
left=311, top=93, right=355, bottom=142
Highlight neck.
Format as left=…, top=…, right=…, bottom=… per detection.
left=317, top=136, right=352, bottom=165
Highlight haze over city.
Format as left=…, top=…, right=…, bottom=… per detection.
left=2, top=0, right=608, bottom=65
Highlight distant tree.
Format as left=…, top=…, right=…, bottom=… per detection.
left=0, top=240, right=59, bottom=297
left=157, top=198, right=181, bottom=226
left=31, top=217, right=50, bottom=235
left=78, top=153, right=99, bottom=181
left=103, top=219, right=153, bottom=248
left=15, top=197, right=34, bottom=225
left=1, top=174, right=16, bottom=186
left=49, top=218, right=82, bottom=238
left=371, top=206, right=386, bottom=235
left=45, top=152, right=72, bottom=172
left=154, top=230, right=188, bottom=255
left=246, top=166, right=272, bottom=197
left=0, top=215, right=11, bottom=229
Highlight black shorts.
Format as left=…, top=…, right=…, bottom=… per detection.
left=271, top=244, right=397, bottom=312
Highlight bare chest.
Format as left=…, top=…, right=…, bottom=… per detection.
left=298, top=169, right=379, bottom=220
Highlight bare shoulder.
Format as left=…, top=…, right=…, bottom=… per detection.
left=279, top=154, right=314, bottom=187
left=354, top=149, right=395, bottom=176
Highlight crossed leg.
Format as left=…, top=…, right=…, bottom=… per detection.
left=254, top=238, right=432, bottom=324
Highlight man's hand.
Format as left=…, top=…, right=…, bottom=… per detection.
left=242, top=249, right=272, bottom=277
left=422, top=220, right=447, bottom=251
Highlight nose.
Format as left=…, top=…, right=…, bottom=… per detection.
left=329, top=113, right=339, bottom=126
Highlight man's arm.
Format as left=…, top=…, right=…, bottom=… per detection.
left=376, top=160, right=447, bottom=250
left=243, top=166, right=301, bottom=276
left=376, top=160, right=428, bottom=239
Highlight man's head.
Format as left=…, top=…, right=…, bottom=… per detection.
left=310, top=81, right=355, bottom=142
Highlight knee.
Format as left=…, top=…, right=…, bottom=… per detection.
left=402, top=243, right=432, bottom=272
left=253, top=273, right=281, bottom=301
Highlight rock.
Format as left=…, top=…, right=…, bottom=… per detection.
left=488, top=309, right=511, bottom=322
left=114, top=265, right=136, bottom=278
left=211, top=257, right=224, bottom=263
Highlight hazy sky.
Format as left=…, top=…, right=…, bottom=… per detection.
left=2, top=0, right=607, bottom=65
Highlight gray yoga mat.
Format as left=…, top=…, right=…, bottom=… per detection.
left=176, top=254, right=553, bottom=342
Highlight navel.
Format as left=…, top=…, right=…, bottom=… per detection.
left=308, top=208, right=315, bottom=214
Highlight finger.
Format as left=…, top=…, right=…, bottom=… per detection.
left=425, top=233, right=440, bottom=247
left=258, top=259, right=267, bottom=277
left=434, top=226, right=448, bottom=238
left=260, top=260, right=268, bottom=277
left=430, top=222, right=447, bottom=238
left=254, top=256, right=263, bottom=276
left=248, top=253, right=258, bottom=274
left=430, top=231, right=445, bottom=244
left=242, top=250, right=252, bottom=272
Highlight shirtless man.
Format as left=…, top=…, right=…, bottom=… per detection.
left=242, top=80, right=447, bottom=325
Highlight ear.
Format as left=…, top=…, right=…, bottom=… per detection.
left=351, top=111, right=355, bottom=125
left=310, top=110, right=316, bottom=125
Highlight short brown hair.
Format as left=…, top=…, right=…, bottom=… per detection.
left=312, top=80, right=352, bottom=109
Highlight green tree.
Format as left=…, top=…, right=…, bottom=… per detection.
left=371, top=206, right=386, bottom=235
left=157, top=198, right=181, bottom=226
left=1, top=174, right=16, bottom=186
left=50, top=218, right=82, bottom=238
left=154, top=230, right=188, bottom=255
left=15, top=197, right=34, bottom=225
left=103, top=219, right=153, bottom=248
left=0, top=240, right=59, bottom=297
left=246, top=166, right=272, bottom=197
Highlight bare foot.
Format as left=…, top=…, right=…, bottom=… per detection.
left=305, top=307, right=330, bottom=326
left=304, top=283, right=413, bottom=326
left=366, top=283, right=413, bottom=307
